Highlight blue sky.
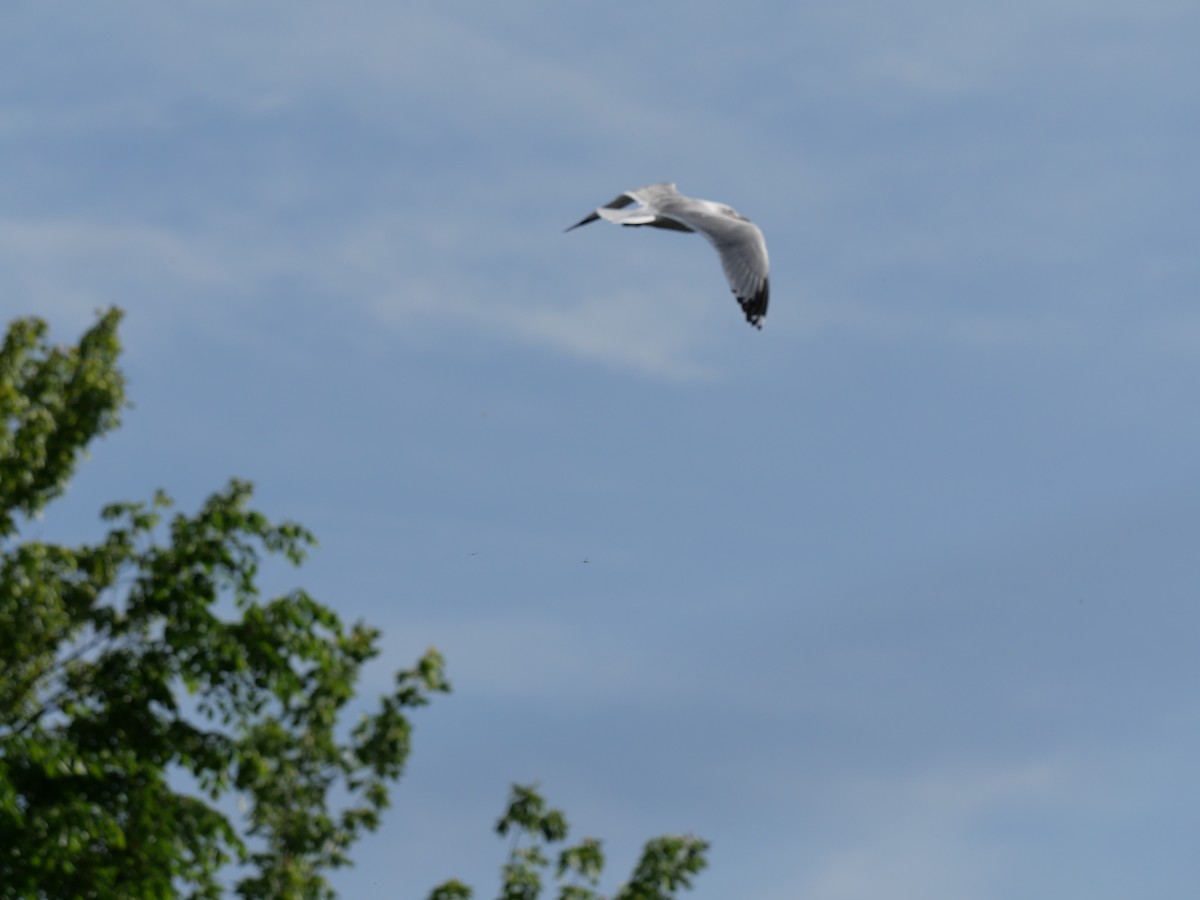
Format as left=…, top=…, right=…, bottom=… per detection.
left=4, top=2, right=1200, bottom=897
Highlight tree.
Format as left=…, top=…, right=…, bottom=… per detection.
left=426, top=783, right=708, bottom=900
left=1, top=309, right=450, bottom=898
left=0, top=310, right=708, bottom=899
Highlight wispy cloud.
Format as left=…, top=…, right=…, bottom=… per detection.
left=0, top=218, right=234, bottom=332
left=788, top=756, right=1071, bottom=900
left=1, top=204, right=733, bottom=380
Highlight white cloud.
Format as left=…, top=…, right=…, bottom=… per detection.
left=0, top=218, right=232, bottom=334
left=789, top=757, right=1068, bottom=900
left=316, top=209, right=727, bottom=379
left=0, top=209, right=729, bottom=380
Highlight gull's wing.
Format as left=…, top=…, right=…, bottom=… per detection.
left=565, top=183, right=695, bottom=233
left=564, top=192, right=636, bottom=232
left=712, top=221, right=770, bottom=329
left=661, top=204, right=770, bottom=329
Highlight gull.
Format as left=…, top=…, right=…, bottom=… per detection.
left=566, top=182, right=770, bottom=329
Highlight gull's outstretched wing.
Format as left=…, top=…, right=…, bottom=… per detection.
left=564, top=192, right=637, bottom=232
left=566, top=183, right=695, bottom=232
left=703, top=218, right=770, bottom=329
left=652, top=198, right=770, bottom=329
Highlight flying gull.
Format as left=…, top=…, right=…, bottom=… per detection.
left=566, top=182, right=770, bottom=329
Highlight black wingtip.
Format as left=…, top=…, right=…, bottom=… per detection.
left=603, top=193, right=637, bottom=210
left=565, top=212, right=600, bottom=232
left=565, top=193, right=638, bottom=232
left=736, top=277, right=769, bottom=329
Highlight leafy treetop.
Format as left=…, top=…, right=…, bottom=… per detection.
left=0, top=310, right=709, bottom=900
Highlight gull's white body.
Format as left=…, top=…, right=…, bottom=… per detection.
left=566, top=182, right=770, bottom=329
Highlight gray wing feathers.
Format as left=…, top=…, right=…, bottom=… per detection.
left=677, top=217, right=770, bottom=330
left=716, top=229, right=770, bottom=329
left=626, top=182, right=683, bottom=206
